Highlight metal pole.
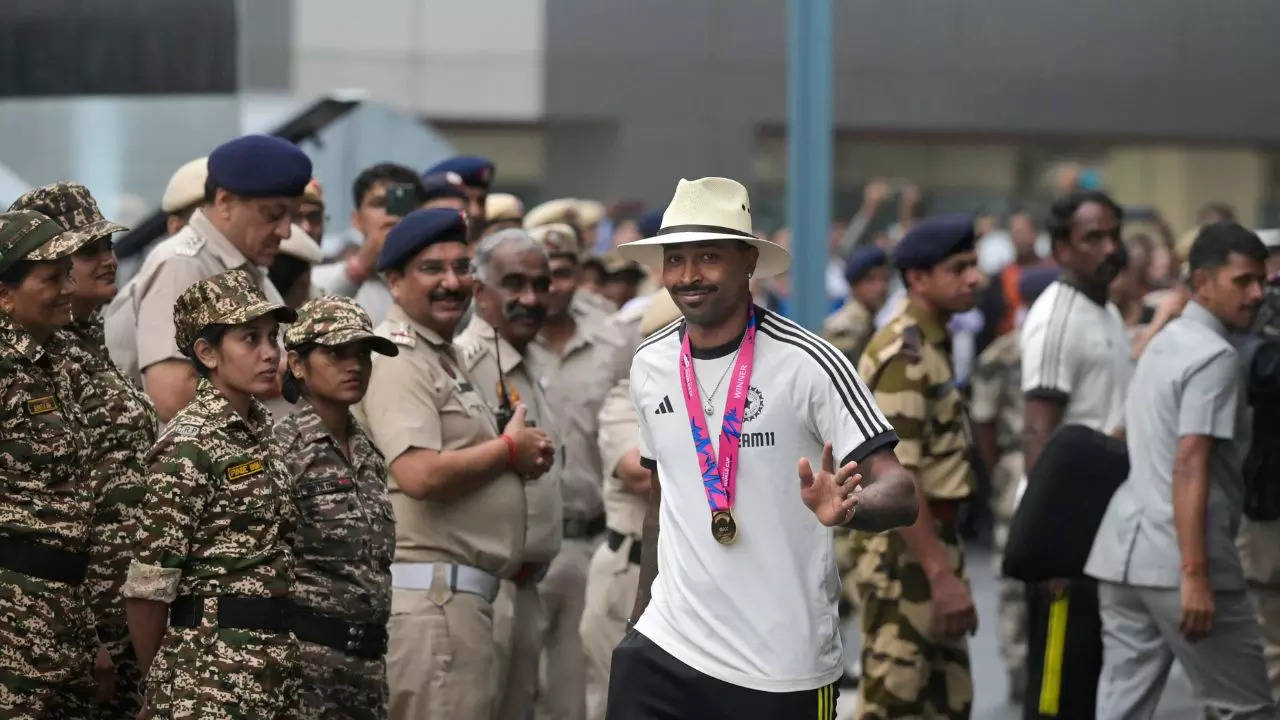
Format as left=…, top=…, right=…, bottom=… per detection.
left=786, top=0, right=832, bottom=331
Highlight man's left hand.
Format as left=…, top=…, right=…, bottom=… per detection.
left=799, top=442, right=861, bottom=527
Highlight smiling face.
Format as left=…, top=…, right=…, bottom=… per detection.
left=69, top=236, right=118, bottom=309
left=661, top=239, right=758, bottom=328
left=0, top=258, right=74, bottom=341
left=386, top=241, right=474, bottom=338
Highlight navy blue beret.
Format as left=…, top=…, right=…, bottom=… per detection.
left=377, top=208, right=468, bottom=272
left=423, top=156, right=494, bottom=190
left=844, top=246, right=889, bottom=284
left=636, top=208, right=664, bottom=239
left=421, top=172, right=469, bottom=204
left=208, top=135, right=312, bottom=198
left=891, top=213, right=977, bottom=270
left=1018, top=265, right=1060, bottom=302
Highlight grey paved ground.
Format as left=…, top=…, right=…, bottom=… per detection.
left=836, top=544, right=1200, bottom=719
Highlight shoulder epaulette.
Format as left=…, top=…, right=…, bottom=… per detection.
left=172, top=232, right=207, bottom=258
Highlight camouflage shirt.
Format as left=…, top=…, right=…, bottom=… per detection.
left=858, top=302, right=974, bottom=500
left=0, top=312, right=92, bottom=552
left=274, top=403, right=394, bottom=623
left=58, top=314, right=158, bottom=547
left=123, top=378, right=295, bottom=602
left=1255, top=282, right=1280, bottom=340
left=822, top=298, right=875, bottom=364
left=969, top=330, right=1022, bottom=454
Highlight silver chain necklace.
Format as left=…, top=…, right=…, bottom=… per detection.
left=695, top=346, right=741, bottom=416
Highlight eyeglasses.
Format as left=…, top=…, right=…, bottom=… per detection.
left=416, top=259, right=474, bottom=277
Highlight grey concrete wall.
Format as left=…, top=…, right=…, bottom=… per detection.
left=544, top=0, right=1280, bottom=205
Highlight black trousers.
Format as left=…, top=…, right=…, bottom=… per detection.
left=605, top=630, right=840, bottom=720
left=1024, top=578, right=1102, bottom=720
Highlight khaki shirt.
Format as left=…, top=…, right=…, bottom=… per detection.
left=969, top=330, right=1023, bottom=455
left=858, top=303, right=974, bottom=500
left=533, top=306, right=623, bottom=525
left=104, top=209, right=285, bottom=384
left=598, top=378, right=646, bottom=537
left=356, top=304, right=525, bottom=578
left=456, top=316, right=562, bottom=563
left=821, top=298, right=874, bottom=364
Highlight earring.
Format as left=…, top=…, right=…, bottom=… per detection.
left=747, top=271, right=754, bottom=279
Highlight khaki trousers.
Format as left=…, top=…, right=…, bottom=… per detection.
left=493, top=580, right=546, bottom=720
left=387, top=585, right=497, bottom=720
left=578, top=537, right=640, bottom=720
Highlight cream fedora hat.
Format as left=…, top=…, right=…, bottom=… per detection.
left=617, top=177, right=790, bottom=277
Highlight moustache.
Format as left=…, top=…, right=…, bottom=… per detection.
left=429, top=290, right=469, bottom=304
left=505, top=302, right=546, bottom=323
left=671, top=283, right=715, bottom=295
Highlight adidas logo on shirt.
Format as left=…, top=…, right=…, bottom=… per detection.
left=654, top=396, right=675, bottom=415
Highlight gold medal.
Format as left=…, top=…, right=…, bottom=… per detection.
left=711, top=510, right=738, bottom=545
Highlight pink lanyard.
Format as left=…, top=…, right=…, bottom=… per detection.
left=677, top=307, right=757, bottom=543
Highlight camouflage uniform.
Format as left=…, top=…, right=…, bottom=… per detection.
left=968, top=330, right=1027, bottom=698
left=275, top=295, right=397, bottom=720
left=822, top=298, right=875, bottom=365
left=853, top=302, right=975, bottom=719
left=0, top=209, right=100, bottom=719
left=14, top=182, right=159, bottom=719
left=121, top=268, right=299, bottom=720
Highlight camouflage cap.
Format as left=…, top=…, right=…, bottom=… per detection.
left=173, top=266, right=297, bottom=350
left=529, top=223, right=582, bottom=259
left=284, top=295, right=397, bottom=356
left=0, top=210, right=70, bottom=275
left=9, top=182, right=129, bottom=255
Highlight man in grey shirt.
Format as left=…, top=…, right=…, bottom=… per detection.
left=1086, top=222, right=1274, bottom=719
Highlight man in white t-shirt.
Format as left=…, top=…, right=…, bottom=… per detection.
left=605, top=177, right=917, bottom=719
left=1019, top=190, right=1132, bottom=718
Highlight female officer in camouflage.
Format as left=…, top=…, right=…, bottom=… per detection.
left=122, top=266, right=299, bottom=720
left=0, top=209, right=98, bottom=717
left=11, top=182, right=159, bottom=718
left=274, top=295, right=397, bottom=720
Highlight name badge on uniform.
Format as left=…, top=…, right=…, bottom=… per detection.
left=226, top=459, right=265, bottom=481
left=455, top=380, right=474, bottom=394
left=26, top=396, right=57, bottom=415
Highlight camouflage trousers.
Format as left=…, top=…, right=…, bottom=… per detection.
left=852, top=523, right=972, bottom=720
left=991, top=452, right=1027, bottom=698
left=143, top=613, right=299, bottom=719
left=0, top=567, right=97, bottom=720
left=86, top=528, right=142, bottom=719
left=297, top=640, right=388, bottom=720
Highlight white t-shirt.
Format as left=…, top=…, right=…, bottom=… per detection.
left=1020, top=281, right=1133, bottom=433
left=631, top=308, right=897, bottom=692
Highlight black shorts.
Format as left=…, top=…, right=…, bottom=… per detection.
left=605, top=629, right=839, bottom=720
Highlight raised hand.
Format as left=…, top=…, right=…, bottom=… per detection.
left=502, top=404, right=553, bottom=480
left=798, top=442, right=862, bottom=527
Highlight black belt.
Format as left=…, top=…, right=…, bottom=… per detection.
left=169, top=595, right=294, bottom=634
left=564, top=514, right=606, bottom=540
left=0, top=537, right=89, bottom=585
left=293, top=608, right=387, bottom=660
left=606, top=529, right=642, bottom=565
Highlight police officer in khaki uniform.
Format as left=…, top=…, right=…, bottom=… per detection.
left=526, top=202, right=616, bottom=319
left=527, top=224, right=625, bottom=720
left=579, top=289, right=681, bottom=720
left=104, top=135, right=312, bottom=421
left=455, top=228, right=563, bottom=720
left=853, top=215, right=982, bottom=719
left=354, top=209, right=554, bottom=720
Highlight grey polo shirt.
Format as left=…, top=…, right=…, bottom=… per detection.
left=1085, top=301, right=1247, bottom=591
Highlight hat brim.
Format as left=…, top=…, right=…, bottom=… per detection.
left=308, top=327, right=399, bottom=357
left=616, top=232, right=791, bottom=277
left=63, top=219, right=130, bottom=251
left=217, top=300, right=297, bottom=330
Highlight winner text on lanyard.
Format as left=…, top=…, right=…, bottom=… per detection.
left=677, top=307, right=757, bottom=545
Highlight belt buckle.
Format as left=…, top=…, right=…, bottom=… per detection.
left=345, top=623, right=365, bottom=652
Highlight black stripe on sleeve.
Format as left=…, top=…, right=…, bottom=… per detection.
left=1040, top=284, right=1075, bottom=392
left=639, top=456, right=656, bottom=470
left=634, top=320, right=682, bottom=356
left=759, top=314, right=889, bottom=438
left=757, top=323, right=884, bottom=440
left=839, top=429, right=899, bottom=467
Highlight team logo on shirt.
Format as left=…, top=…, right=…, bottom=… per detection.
left=742, top=386, right=764, bottom=422
left=654, top=396, right=675, bottom=415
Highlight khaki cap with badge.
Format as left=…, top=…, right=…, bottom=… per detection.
left=524, top=198, right=579, bottom=230
left=485, top=193, right=525, bottom=226
left=161, top=157, right=209, bottom=214
left=173, top=266, right=297, bottom=350
left=529, top=223, right=582, bottom=259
